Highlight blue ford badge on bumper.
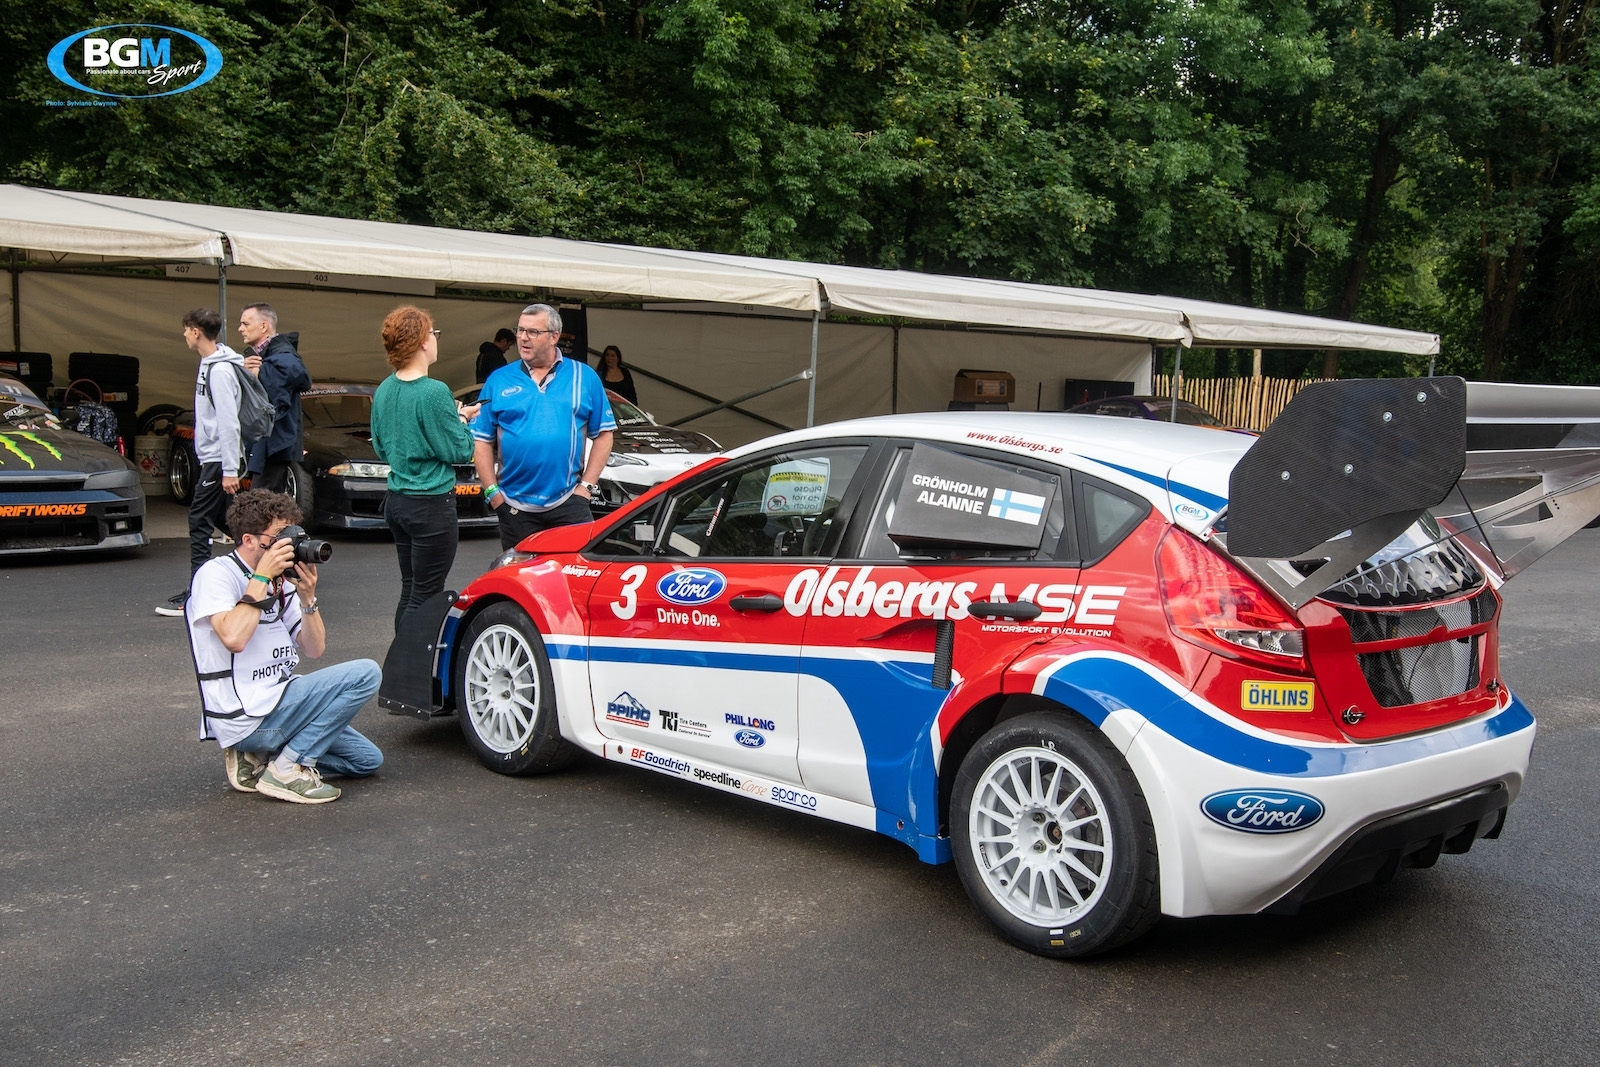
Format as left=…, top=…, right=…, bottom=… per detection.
left=1202, top=790, right=1325, bottom=834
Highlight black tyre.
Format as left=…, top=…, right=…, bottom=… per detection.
left=284, top=461, right=315, bottom=520
left=67, top=352, right=140, bottom=387
left=950, top=711, right=1160, bottom=958
left=169, top=440, right=197, bottom=505
left=137, top=404, right=183, bottom=436
left=453, top=602, right=579, bottom=775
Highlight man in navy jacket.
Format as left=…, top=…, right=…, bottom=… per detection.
left=238, top=302, right=313, bottom=493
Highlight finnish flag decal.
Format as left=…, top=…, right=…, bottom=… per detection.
left=987, top=488, right=1046, bottom=524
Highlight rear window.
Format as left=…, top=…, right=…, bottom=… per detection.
left=1074, top=474, right=1151, bottom=564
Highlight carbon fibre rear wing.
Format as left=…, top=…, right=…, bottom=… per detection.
left=1216, top=378, right=1600, bottom=608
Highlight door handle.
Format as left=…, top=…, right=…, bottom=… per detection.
left=730, top=593, right=784, bottom=613
left=967, top=600, right=1043, bottom=621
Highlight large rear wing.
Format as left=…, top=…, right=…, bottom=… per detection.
left=1217, top=378, right=1600, bottom=608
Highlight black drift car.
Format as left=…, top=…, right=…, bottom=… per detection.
left=0, top=376, right=147, bottom=555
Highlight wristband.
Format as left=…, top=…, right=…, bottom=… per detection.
left=251, top=572, right=273, bottom=584
left=485, top=483, right=500, bottom=498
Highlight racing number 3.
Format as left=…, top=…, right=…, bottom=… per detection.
left=611, top=565, right=648, bottom=620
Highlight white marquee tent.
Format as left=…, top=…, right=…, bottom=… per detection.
left=0, top=185, right=1439, bottom=446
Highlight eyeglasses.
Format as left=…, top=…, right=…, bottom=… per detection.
left=514, top=327, right=558, bottom=338
left=430, top=329, right=442, bottom=338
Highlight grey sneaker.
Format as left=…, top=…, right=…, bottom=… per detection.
left=256, top=763, right=341, bottom=805
left=154, top=591, right=189, bottom=617
left=224, top=748, right=266, bottom=793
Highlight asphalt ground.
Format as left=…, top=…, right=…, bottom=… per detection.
left=2, top=513, right=1597, bottom=1066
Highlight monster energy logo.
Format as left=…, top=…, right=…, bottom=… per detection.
left=0, top=432, right=64, bottom=468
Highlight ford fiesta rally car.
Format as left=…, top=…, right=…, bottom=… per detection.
left=379, top=378, right=1600, bottom=957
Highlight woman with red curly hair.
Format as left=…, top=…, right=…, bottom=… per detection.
left=370, top=306, right=480, bottom=632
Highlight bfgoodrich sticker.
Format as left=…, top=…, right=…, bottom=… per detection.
left=48, top=25, right=224, bottom=99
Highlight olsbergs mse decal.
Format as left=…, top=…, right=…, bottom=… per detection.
left=1201, top=790, right=1325, bottom=834
left=658, top=568, right=727, bottom=606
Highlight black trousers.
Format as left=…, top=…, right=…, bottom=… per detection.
left=251, top=459, right=291, bottom=493
left=188, top=462, right=234, bottom=576
left=384, top=491, right=460, bottom=633
left=496, top=493, right=593, bottom=550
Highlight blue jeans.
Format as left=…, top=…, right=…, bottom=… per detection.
left=238, top=659, right=383, bottom=777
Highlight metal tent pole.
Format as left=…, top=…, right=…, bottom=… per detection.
left=891, top=323, right=900, bottom=414
left=9, top=248, right=20, bottom=352
left=806, top=309, right=819, bottom=427
left=218, top=264, right=227, bottom=329
left=1171, top=346, right=1182, bottom=422
left=1427, top=354, right=1436, bottom=377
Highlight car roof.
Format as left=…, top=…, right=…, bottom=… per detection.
left=719, top=411, right=1249, bottom=528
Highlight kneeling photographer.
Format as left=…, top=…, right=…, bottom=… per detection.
left=185, top=489, right=382, bottom=804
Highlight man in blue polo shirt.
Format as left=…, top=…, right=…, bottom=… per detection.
left=472, top=303, right=616, bottom=549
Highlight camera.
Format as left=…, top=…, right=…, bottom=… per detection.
left=276, top=524, right=333, bottom=564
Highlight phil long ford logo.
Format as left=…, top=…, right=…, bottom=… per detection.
left=48, top=25, right=223, bottom=100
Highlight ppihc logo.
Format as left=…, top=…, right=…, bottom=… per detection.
left=48, top=25, right=224, bottom=100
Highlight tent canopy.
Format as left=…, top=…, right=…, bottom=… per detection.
left=0, top=185, right=1439, bottom=355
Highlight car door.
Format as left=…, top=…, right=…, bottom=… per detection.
left=587, top=442, right=877, bottom=785
left=795, top=442, right=1080, bottom=832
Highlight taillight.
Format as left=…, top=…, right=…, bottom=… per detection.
left=1158, top=527, right=1305, bottom=668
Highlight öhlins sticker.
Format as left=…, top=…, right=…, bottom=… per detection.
left=1241, top=680, right=1315, bottom=712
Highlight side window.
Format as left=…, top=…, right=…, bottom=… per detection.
left=656, top=446, right=870, bottom=559
left=1074, top=474, right=1152, bottom=564
left=590, top=499, right=665, bottom=557
left=854, top=446, right=1074, bottom=562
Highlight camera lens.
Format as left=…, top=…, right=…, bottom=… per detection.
left=296, top=538, right=333, bottom=564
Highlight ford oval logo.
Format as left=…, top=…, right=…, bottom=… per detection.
left=658, top=568, right=726, bottom=606
left=734, top=729, right=766, bottom=749
left=1201, top=790, right=1324, bottom=834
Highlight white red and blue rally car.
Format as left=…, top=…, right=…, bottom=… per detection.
left=379, top=378, right=1600, bottom=957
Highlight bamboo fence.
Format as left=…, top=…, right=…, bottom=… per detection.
left=1150, top=374, right=1334, bottom=432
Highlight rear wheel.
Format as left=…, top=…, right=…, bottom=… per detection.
left=453, top=602, right=579, bottom=775
left=950, top=711, right=1160, bottom=958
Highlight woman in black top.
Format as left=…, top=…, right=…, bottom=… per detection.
left=596, top=345, right=638, bottom=405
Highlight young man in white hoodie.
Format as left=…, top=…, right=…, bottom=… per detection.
left=156, top=308, right=248, bottom=616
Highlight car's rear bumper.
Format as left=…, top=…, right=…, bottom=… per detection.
left=1123, top=695, right=1534, bottom=917
left=1030, top=653, right=1535, bottom=918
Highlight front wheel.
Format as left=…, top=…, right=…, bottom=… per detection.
left=453, top=602, right=579, bottom=775
left=950, top=711, right=1160, bottom=958
left=284, top=461, right=315, bottom=521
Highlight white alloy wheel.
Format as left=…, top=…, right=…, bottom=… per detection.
left=463, top=623, right=542, bottom=753
left=968, top=745, right=1114, bottom=926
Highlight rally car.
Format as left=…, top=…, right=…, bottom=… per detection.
left=378, top=378, right=1600, bottom=957
left=455, top=385, right=721, bottom=513
left=0, top=376, right=147, bottom=555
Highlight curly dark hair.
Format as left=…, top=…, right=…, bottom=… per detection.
left=225, top=489, right=304, bottom=540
